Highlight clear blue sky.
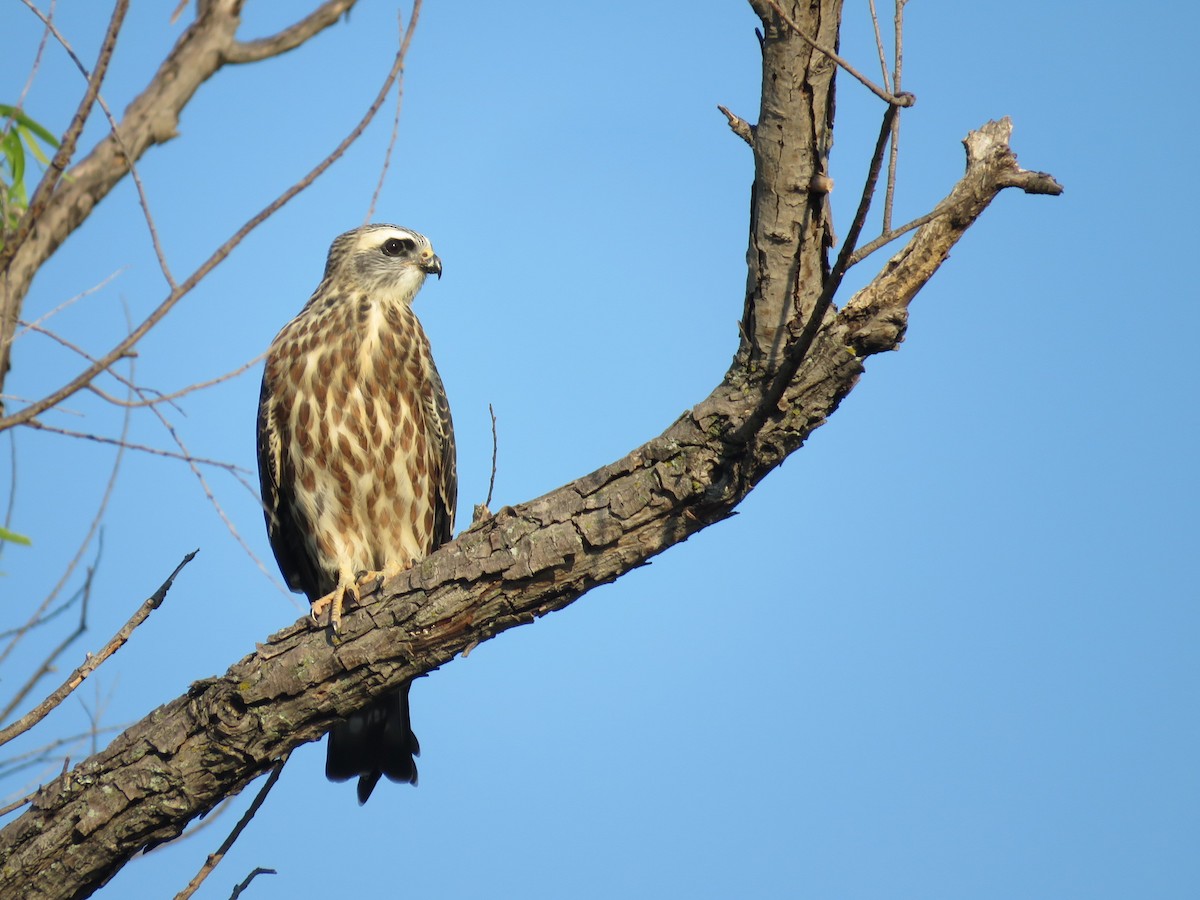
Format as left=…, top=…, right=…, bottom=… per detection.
left=2, top=2, right=1197, bottom=898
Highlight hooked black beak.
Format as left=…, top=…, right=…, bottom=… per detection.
left=421, top=254, right=443, bottom=279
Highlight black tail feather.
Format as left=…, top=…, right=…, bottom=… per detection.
left=326, top=682, right=420, bottom=804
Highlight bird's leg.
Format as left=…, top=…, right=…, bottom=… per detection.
left=310, top=569, right=359, bottom=632
left=311, top=559, right=414, bottom=631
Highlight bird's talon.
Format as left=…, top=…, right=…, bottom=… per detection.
left=309, top=589, right=344, bottom=631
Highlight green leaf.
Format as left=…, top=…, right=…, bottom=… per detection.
left=0, top=526, right=31, bottom=546
left=20, top=126, right=53, bottom=167
left=0, top=104, right=58, bottom=148
left=1, top=129, right=24, bottom=187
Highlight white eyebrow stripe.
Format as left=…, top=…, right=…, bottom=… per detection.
left=355, top=227, right=420, bottom=253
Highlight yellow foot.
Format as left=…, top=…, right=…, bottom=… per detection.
left=311, top=564, right=412, bottom=631
left=310, top=580, right=358, bottom=632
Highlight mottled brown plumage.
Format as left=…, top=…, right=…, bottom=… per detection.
left=257, top=225, right=455, bottom=802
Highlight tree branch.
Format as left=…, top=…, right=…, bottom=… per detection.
left=717, top=104, right=754, bottom=146
left=737, top=0, right=840, bottom=372
left=839, top=118, right=1062, bottom=359
left=223, top=0, right=356, bottom=64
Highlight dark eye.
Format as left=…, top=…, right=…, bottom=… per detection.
left=381, top=237, right=416, bottom=257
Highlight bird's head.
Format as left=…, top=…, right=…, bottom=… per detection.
left=323, top=224, right=442, bottom=305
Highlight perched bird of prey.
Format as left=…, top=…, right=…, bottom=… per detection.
left=257, top=224, right=456, bottom=803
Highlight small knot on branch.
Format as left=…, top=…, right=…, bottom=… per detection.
left=717, top=105, right=754, bottom=146
left=809, top=173, right=834, bottom=194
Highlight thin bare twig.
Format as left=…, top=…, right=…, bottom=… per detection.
left=30, top=294, right=279, bottom=591
left=0, top=723, right=124, bottom=780
left=24, top=419, right=251, bottom=474
left=146, top=395, right=286, bottom=593
left=0, top=537, right=97, bottom=724
left=0, top=393, right=83, bottom=415
left=867, top=0, right=892, bottom=93
left=0, top=327, right=136, bottom=669
left=87, top=352, right=266, bottom=410
left=365, top=13, right=411, bottom=223
left=0, top=550, right=196, bottom=749
left=21, top=318, right=262, bottom=415
left=9, top=0, right=56, bottom=118
left=79, top=676, right=119, bottom=756
left=0, top=723, right=126, bottom=818
left=0, top=14, right=421, bottom=434
left=19, top=1, right=176, bottom=288
left=229, top=867, right=278, bottom=899
left=173, top=755, right=289, bottom=900
left=473, top=403, right=500, bottom=524
left=0, top=790, right=36, bottom=819
left=847, top=206, right=942, bottom=267
left=23, top=297, right=279, bottom=600
left=86, top=380, right=182, bottom=415
left=486, top=403, right=498, bottom=509
left=13, top=268, right=126, bottom=342
left=96, top=113, right=174, bottom=285
left=883, top=0, right=907, bottom=232
left=0, top=572, right=89, bottom=640
left=0, top=356, right=132, bottom=670
left=19, top=315, right=127, bottom=364
left=17, top=319, right=163, bottom=412
left=800, top=105, right=900, bottom=337
left=762, top=0, right=913, bottom=107
left=134, top=298, right=288, bottom=597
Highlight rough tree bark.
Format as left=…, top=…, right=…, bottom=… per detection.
left=0, top=2, right=1061, bottom=897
